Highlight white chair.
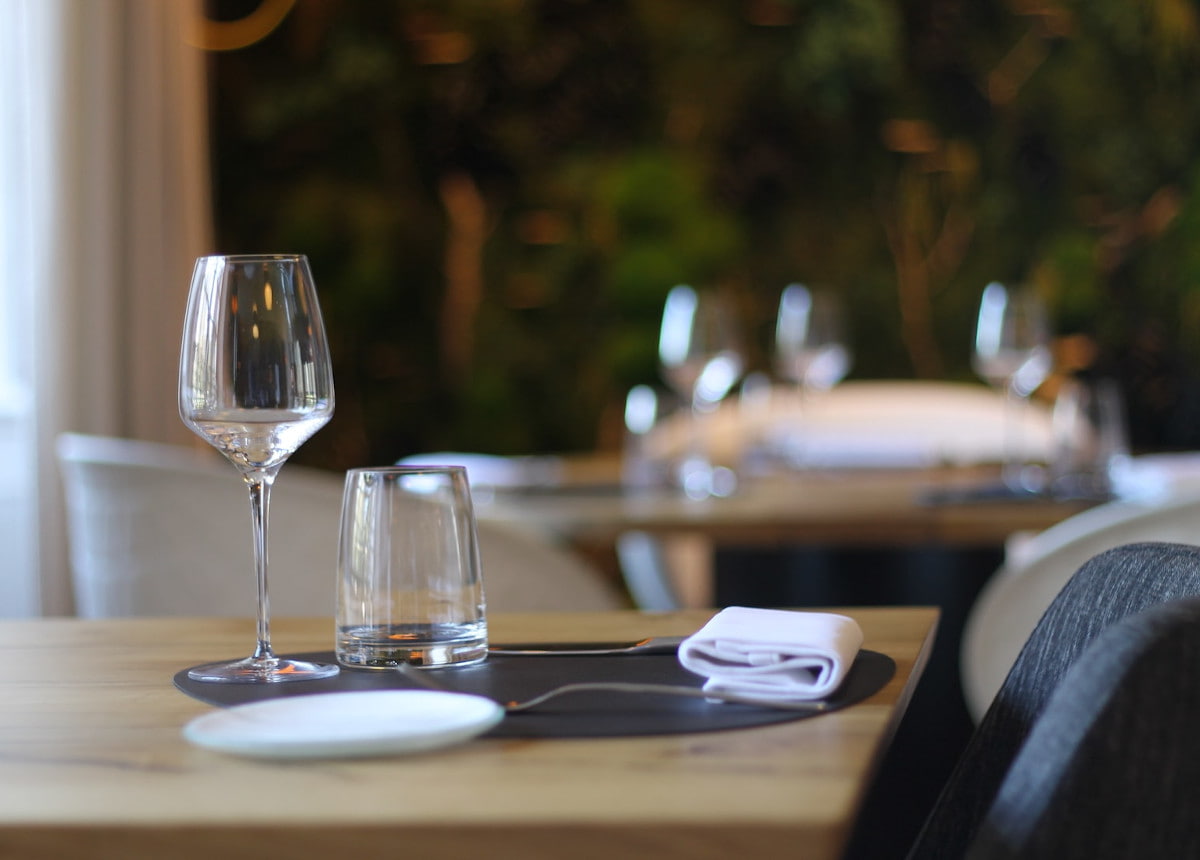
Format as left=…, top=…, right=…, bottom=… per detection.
left=961, top=491, right=1200, bottom=722
left=57, top=433, right=626, bottom=618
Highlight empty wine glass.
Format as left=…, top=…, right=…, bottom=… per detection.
left=179, top=254, right=338, bottom=683
left=972, top=281, right=1052, bottom=493
left=774, top=284, right=852, bottom=466
left=776, top=284, right=851, bottom=391
left=658, top=284, right=744, bottom=499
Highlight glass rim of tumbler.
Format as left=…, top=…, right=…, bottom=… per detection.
left=345, top=465, right=468, bottom=479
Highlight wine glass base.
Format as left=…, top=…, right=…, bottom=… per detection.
left=187, top=655, right=340, bottom=684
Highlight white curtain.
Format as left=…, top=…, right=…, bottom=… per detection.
left=0, top=0, right=212, bottom=615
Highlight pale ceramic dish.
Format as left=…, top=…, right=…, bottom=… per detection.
left=183, top=689, right=505, bottom=759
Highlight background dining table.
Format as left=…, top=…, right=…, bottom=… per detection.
left=474, top=459, right=1094, bottom=576
left=0, top=607, right=936, bottom=860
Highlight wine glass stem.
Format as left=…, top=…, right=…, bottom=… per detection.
left=688, top=392, right=705, bottom=461
left=245, top=471, right=277, bottom=662
left=1002, top=383, right=1025, bottom=490
left=678, top=391, right=714, bottom=493
left=794, top=382, right=810, bottom=466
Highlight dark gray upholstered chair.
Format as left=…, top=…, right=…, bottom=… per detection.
left=966, top=595, right=1200, bottom=858
left=909, top=541, right=1200, bottom=858
left=963, top=493, right=1200, bottom=722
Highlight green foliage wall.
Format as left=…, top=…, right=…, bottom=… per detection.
left=209, top=0, right=1200, bottom=468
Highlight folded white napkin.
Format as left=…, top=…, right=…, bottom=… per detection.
left=678, top=607, right=864, bottom=703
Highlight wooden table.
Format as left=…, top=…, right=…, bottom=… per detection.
left=0, top=607, right=937, bottom=860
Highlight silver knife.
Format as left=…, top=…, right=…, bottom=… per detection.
left=487, top=635, right=686, bottom=656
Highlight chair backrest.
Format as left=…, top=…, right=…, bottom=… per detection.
left=909, top=541, right=1200, bottom=858
left=57, top=433, right=625, bottom=617
left=961, top=493, right=1200, bottom=721
left=967, top=596, right=1200, bottom=859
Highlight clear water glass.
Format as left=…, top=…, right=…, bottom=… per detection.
left=336, top=466, right=488, bottom=669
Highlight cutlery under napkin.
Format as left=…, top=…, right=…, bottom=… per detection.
left=678, top=607, right=864, bottom=704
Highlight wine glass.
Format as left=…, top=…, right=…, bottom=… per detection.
left=774, top=284, right=851, bottom=466
left=178, top=254, right=339, bottom=683
left=658, top=284, right=744, bottom=499
left=972, top=281, right=1052, bottom=493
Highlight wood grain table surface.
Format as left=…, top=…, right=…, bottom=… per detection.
left=0, top=607, right=938, bottom=860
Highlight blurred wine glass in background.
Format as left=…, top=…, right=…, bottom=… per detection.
left=658, top=284, right=744, bottom=499
left=972, top=281, right=1052, bottom=493
left=773, top=284, right=852, bottom=467
left=622, top=383, right=667, bottom=490
left=1049, top=376, right=1129, bottom=500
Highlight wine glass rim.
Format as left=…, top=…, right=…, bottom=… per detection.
left=199, top=253, right=308, bottom=263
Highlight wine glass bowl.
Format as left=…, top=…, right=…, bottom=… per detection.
left=775, top=284, right=851, bottom=392
left=658, top=285, right=744, bottom=409
left=179, top=254, right=338, bottom=683
left=972, top=282, right=1052, bottom=396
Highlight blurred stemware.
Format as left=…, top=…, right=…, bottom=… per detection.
left=1049, top=376, right=1129, bottom=500
left=622, top=384, right=668, bottom=490
left=178, top=253, right=337, bottom=683
left=773, top=284, right=852, bottom=467
left=972, top=281, right=1052, bottom=493
left=658, top=284, right=744, bottom=499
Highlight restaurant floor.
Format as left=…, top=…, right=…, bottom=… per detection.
left=714, top=545, right=1002, bottom=860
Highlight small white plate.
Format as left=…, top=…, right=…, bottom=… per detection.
left=183, top=690, right=505, bottom=759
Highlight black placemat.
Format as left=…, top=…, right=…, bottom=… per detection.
left=175, top=649, right=895, bottom=738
